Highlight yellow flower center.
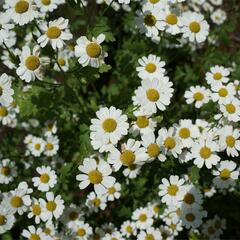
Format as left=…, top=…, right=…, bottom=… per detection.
left=146, top=89, right=160, bottom=102
left=91, top=198, right=101, bottom=207
left=183, top=193, right=195, bottom=204
left=77, top=228, right=86, bottom=237
left=47, top=26, right=61, bottom=39
left=1, top=167, right=11, bottom=176
left=58, top=58, right=66, bottom=66
left=164, top=137, right=176, bottom=149
left=136, top=116, right=149, bottom=128
left=41, top=0, right=51, bottom=5
left=145, top=234, right=155, bottom=240
left=25, top=56, right=40, bottom=71
left=193, top=92, right=204, bottom=101
left=144, top=14, right=156, bottom=26
left=88, top=170, right=103, bottom=184
left=186, top=213, right=195, bottom=222
left=167, top=184, right=179, bottom=196
left=46, top=201, right=57, bottom=212
left=189, top=21, right=201, bottom=33
left=15, top=0, right=29, bottom=14
left=225, top=104, right=236, bottom=114
left=40, top=173, right=50, bottom=183
left=0, top=215, right=6, bottom=226
left=30, top=234, right=40, bottom=240
left=218, top=88, right=228, bottom=97
left=179, top=128, right=190, bottom=139
left=170, top=224, right=176, bottom=230
left=199, top=147, right=211, bottom=159
left=69, top=211, right=78, bottom=221
left=213, top=72, right=222, bottom=80
left=147, top=143, right=160, bottom=158
left=11, top=196, right=23, bottom=208
left=149, top=0, right=160, bottom=3
left=11, top=101, right=17, bottom=108
left=153, top=205, right=160, bottom=213
left=139, top=213, right=147, bottom=222
left=102, top=118, right=117, bottom=133
left=44, top=228, right=51, bottom=235
left=126, top=225, right=133, bottom=233
left=220, top=168, right=230, bottom=180
left=0, top=106, right=8, bottom=117
left=34, top=143, right=41, bottom=150
left=226, top=135, right=235, bottom=147
left=32, top=204, right=41, bottom=215
left=45, top=143, right=54, bottom=151
left=86, top=42, right=102, bottom=58
left=108, top=186, right=116, bottom=194
left=145, top=63, right=156, bottom=73
left=166, top=14, right=178, bottom=25
left=120, top=150, right=135, bottom=167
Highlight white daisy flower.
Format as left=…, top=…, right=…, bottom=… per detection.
left=90, top=106, right=129, bottom=152
left=86, top=191, right=107, bottom=212
left=38, top=17, right=73, bottom=50
left=35, top=0, right=63, bottom=13
left=233, top=80, right=240, bottom=95
left=102, top=231, right=124, bottom=240
left=118, top=0, right=130, bottom=4
left=42, top=221, right=56, bottom=238
left=142, top=0, right=168, bottom=9
left=219, top=97, right=240, bottom=122
left=187, top=135, right=220, bottom=169
left=135, top=5, right=165, bottom=37
left=40, top=192, right=65, bottom=220
left=43, top=121, right=57, bottom=137
left=120, top=220, right=137, bottom=237
left=180, top=11, right=209, bottom=43
left=3, top=181, right=32, bottom=215
left=28, top=137, right=45, bottom=157
left=0, top=105, right=16, bottom=126
left=27, top=198, right=46, bottom=224
left=0, top=13, right=14, bottom=45
left=132, top=207, right=154, bottom=229
left=147, top=202, right=161, bottom=218
left=6, top=0, right=38, bottom=26
left=32, top=166, right=57, bottom=192
left=0, top=205, right=15, bottom=234
left=158, top=175, right=185, bottom=205
left=212, top=160, right=239, bottom=189
left=54, top=49, right=71, bottom=72
left=136, top=54, right=166, bottom=80
left=205, top=65, right=230, bottom=85
left=108, top=139, right=148, bottom=171
left=132, top=77, right=174, bottom=115
left=44, top=135, right=59, bottom=156
left=211, top=82, right=236, bottom=103
left=211, top=9, right=227, bottom=25
left=0, top=158, right=17, bottom=184
left=137, top=227, right=162, bottom=240
left=212, top=215, right=226, bottom=236
left=219, top=125, right=240, bottom=157
left=75, top=34, right=107, bottom=68
left=209, top=0, right=223, bottom=5
left=16, top=45, right=49, bottom=82
left=180, top=207, right=207, bottom=229
left=157, top=127, right=183, bottom=158
left=141, top=131, right=166, bottom=162
left=71, top=221, right=93, bottom=240
left=76, top=157, right=116, bottom=195
left=22, top=225, right=50, bottom=240
left=105, top=182, right=121, bottom=201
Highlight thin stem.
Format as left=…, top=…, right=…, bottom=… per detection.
left=3, top=42, right=19, bottom=64
left=101, top=0, right=114, bottom=16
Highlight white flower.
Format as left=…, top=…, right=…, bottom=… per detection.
left=3, top=181, right=32, bottom=215
left=103, top=231, right=124, bottom=240
left=120, top=221, right=137, bottom=237
left=137, top=227, right=162, bottom=240
left=27, top=198, right=46, bottom=224
left=0, top=105, right=16, bottom=126
left=35, top=0, right=63, bottom=13
left=219, top=125, right=240, bottom=157
left=6, top=0, right=38, bottom=26
left=209, top=0, right=223, bottom=5
left=38, top=17, right=73, bottom=50
left=71, top=221, right=93, bottom=240
left=188, top=135, right=220, bottom=169
left=32, top=166, right=57, bottom=192
left=40, top=192, right=65, bottom=220
left=136, top=5, right=165, bottom=37
left=211, top=82, right=236, bottom=103
left=118, top=0, right=130, bottom=4
left=28, top=137, right=45, bottom=157
left=22, top=225, right=51, bottom=240
left=0, top=13, right=14, bottom=45
left=0, top=205, right=15, bottom=234
left=141, top=131, right=166, bottom=162
left=0, top=158, right=17, bottom=184
left=0, top=74, right=14, bottom=107
left=219, top=97, right=240, bottom=122
left=75, top=34, right=107, bottom=68
left=132, top=207, right=154, bottom=229
left=157, top=127, right=183, bottom=158
left=54, top=49, right=71, bottom=72
left=90, top=106, right=129, bottom=152
left=105, top=182, right=121, bottom=201
left=133, top=77, right=174, bottom=115
left=205, top=65, right=230, bottom=86
left=158, top=175, right=185, bottom=205
left=181, top=12, right=209, bottom=43
left=212, top=160, right=239, bottom=189
left=108, top=139, right=148, bottom=171
left=86, top=191, right=107, bottom=212
left=76, top=157, right=115, bottom=195
left=44, top=135, right=59, bottom=156
left=211, top=9, right=227, bottom=25
left=136, top=54, right=166, bottom=80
